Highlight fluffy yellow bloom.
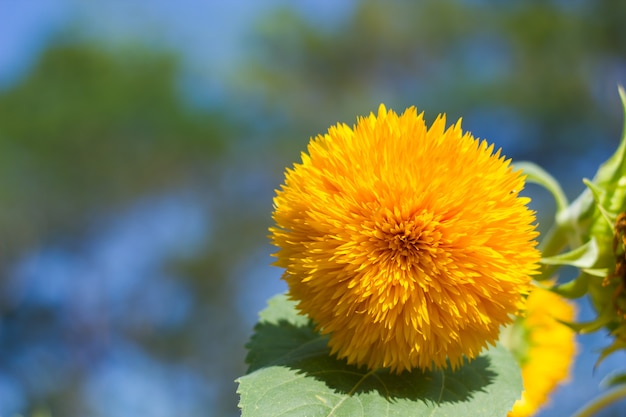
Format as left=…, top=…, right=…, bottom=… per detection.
left=270, top=104, right=540, bottom=373
left=508, top=286, right=577, bottom=417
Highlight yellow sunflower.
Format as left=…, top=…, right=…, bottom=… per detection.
left=507, top=286, right=577, bottom=417
left=270, top=104, right=540, bottom=373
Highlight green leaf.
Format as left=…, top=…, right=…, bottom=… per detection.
left=582, top=179, right=615, bottom=229
left=540, top=238, right=599, bottom=268
left=549, top=273, right=590, bottom=299
left=558, top=305, right=615, bottom=334
left=237, top=294, right=523, bottom=417
left=514, top=161, right=568, bottom=213
left=581, top=267, right=609, bottom=277
left=595, top=338, right=626, bottom=371
left=601, top=371, right=626, bottom=389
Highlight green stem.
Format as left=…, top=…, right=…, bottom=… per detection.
left=571, top=386, right=626, bottom=417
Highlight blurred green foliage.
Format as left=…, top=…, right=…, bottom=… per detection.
left=0, top=45, right=232, bottom=265
left=245, top=0, right=624, bottom=153
left=0, top=44, right=245, bottom=416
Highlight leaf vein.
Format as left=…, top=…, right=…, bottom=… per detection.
left=326, top=368, right=377, bottom=417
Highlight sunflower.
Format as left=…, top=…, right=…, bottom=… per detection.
left=507, top=286, right=577, bottom=417
left=270, top=104, right=540, bottom=373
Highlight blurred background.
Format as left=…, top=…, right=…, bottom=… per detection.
left=1, top=1, right=626, bottom=416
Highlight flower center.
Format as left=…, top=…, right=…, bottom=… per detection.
left=388, top=224, right=422, bottom=269
left=374, top=211, right=443, bottom=272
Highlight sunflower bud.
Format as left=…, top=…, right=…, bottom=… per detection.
left=540, top=87, right=626, bottom=364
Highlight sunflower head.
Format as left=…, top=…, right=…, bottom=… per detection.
left=270, top=105, right=540, bottom=373
left=506, top=286, right=577, bottom=417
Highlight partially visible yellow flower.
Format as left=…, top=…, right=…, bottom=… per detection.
left=507, top=286, right=577, bottom=417
left=270, top=104, right=540, bottom=373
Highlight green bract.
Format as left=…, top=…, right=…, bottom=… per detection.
left=523, top=87, right=626, bottom=375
